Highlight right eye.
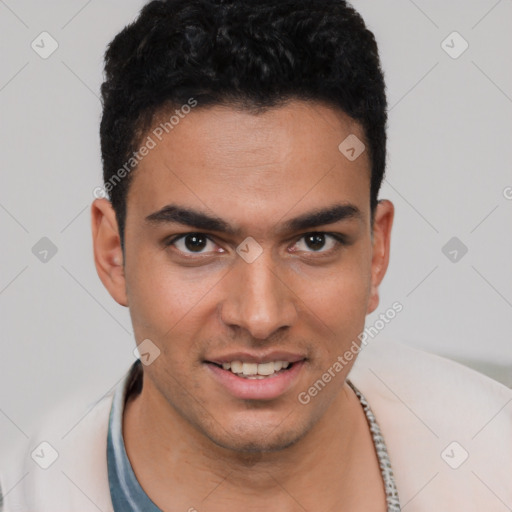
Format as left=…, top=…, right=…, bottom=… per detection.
left=165, top=232, right=225, bottom=256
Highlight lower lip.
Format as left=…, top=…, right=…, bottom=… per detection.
left=205, top=361, right=305, bottom=400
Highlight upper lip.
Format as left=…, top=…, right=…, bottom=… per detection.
left=205, top=351, right=306, bottom=365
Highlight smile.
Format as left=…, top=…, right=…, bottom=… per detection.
left=212, top=360, right=292, bottom=379
left=204, top=358, right=306, bottom=400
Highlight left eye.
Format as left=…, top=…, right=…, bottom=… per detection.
left=168, top=233, right=221, bottom=254
left=292, top=233, right=342, bottom=253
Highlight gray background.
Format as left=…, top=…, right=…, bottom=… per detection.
left=1, top=0, right=511, bottom=459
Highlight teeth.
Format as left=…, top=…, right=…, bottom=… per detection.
left=242, top=362, right=258, bottom=376
left=257, top=362, right=275, bottom=376
left=231, top=361, right=243, bottom=373
left=220, top=360, right=292, bottom=377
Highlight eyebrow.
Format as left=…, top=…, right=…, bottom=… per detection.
left=145, top=203, right=362, bottom=235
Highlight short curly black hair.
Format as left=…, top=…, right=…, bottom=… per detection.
left=100, top=0, right=387, bottom=249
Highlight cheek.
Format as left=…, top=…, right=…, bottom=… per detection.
left=124, top=249, right=221, bottom=340
left=312, top=274, right=369, bottom=345
left=293, top=249, right=373, bottom=366
left=298, top=246, right=372, bottom=321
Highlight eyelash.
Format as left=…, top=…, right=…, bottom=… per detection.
left=164, top=232, right=348, bottom=257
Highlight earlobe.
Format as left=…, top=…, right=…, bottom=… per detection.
left=366, top=199, right=394, bottom=314
left=91, top=198, right=128, bottom=307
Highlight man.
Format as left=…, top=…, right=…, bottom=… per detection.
left=2, top=0, right=511, bottom=510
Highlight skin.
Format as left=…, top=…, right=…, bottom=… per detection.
left=91, top=100, right=394, bottom=511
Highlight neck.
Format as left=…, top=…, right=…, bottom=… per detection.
left=123, top=376, right=386, bottom=511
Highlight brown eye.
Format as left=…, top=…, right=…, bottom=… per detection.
left=166, top=233, right=220, bottom=254
left=304, top=233, right=327, bottom=251
left=292, top=232, right=343, bottom=253
left=182, top=234, right=208, bottom=252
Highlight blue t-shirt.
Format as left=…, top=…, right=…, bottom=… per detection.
left=107, top=360, right=160, bottom=511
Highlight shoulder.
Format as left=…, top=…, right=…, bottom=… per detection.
left=350, top=339, right=512, bottom=410
left=350, top=339, right=512, bottom=425
left=1, top=381, right=120, bottom=512
left=350, top=340, right=512, bottom=510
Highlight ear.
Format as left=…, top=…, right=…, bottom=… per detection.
left=91, top=198, right=128, bottom=307
left=366, top=199, right=394, bottom=314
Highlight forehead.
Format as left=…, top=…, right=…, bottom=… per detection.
left=126, top=100, right=371, bottom=232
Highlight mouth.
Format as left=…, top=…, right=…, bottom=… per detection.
left=203, top=356, right=306, bottom=400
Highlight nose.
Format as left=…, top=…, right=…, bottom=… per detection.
left=219, top=250, right=299, bottom=340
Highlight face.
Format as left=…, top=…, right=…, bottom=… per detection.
left=92, top=100, right=393, bottom=453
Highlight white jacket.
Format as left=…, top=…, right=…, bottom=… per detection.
left=2, top=340, right=511, bottom=511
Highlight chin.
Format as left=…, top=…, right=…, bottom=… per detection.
left=205, top=417, right=312, bottom=454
